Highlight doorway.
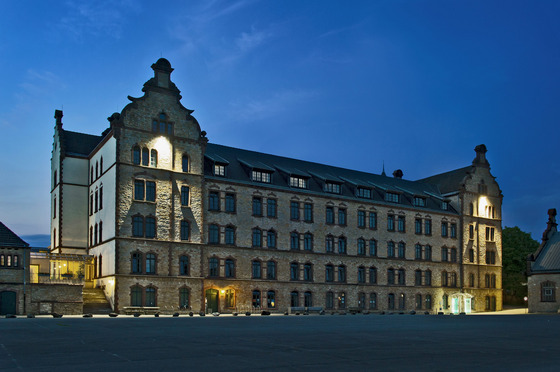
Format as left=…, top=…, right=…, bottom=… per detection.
left=205, top=289, right=219, bottom=313
left=0, top=291, right=17, bottom=315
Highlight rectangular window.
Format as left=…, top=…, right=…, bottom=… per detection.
left=326, top=206, right=334, bottom=224
left=209, top=191, right=220, bottom=211
left=424, top=220, right=432, bottom=235
left=441, top=201, right=449, bottom=210
left=441, top=222, right=448, bottom=237
left=290, top=201, right=300, bottom=220
left=450, top=223, right=457, bottom=238
left=357, top=187, right=371, bottom=199
left=486, top=227, right=495, bottom=241
left=357, top=210, right=366, bottom=228
left=387, top=214, right=395, bottom=231
left=469, top=225, right=475, bottom=239
left=214, top=164, right=226, bottom=176
left=397, top=216, right=405, bottom=232
left=325, top=182, right=341, bottom=194
left=304, top=203, right=313, bottom=222
left=146, top=181, right=155, bottom=202
left=369, top=212, right=377, bottom=229
left=338, top=208, right=346, bottom=226
left=134, top=180, right=145, bottom=200
left=441, top=248, right=448, bottom=262
left=253, top=197, right=263, bottom=216
left=385, top=192, right=399, bottom=203
left=290, top=176, right=307, bottom=188
left=252, top=170, right=271, bottom=183
left=180, top=220, right=189, bottom=240
left=225, top=193, right=236, bottom=213
left=180, top=186, right=189, bottom=206
left=415, top=219, right=422, bottom=234
left=267, top=198, right=277, bottom=218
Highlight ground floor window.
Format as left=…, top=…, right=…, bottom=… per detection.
left=226, top=289, right=235, bottom=308
left=338, top=292, right=346, bottom=309
left=252, top=290, right=261, bottom=308
left=291, top=291, right=299, bottom=307
left=541, top=281, right=556, bottom=302
left=179, top=287, right=190, bottom=309
left=326, top=292, right=334, bottom=309
left=267, top=290, right=276, bottom=308
left=304, top=291, right=313, bottom=307
left=369, top=293, right=377, bottom=310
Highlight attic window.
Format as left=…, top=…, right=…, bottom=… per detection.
left=441, top=201, right=449, bottom=211
left=252, top=170, right=271, bottom=183
left=413, top=197, right=426, bottom=207
left=324, top=182, right=341, bottom=194
left=290, top=176, right=307, bottom=189
left=385, top=192, right=400, bottom=203
left=357, top=187, right=371, bottom=199
left=214, top=164, right=226, bottom=177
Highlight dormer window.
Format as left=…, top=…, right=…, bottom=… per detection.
left=324, top=182, right=341, bottom=194
left=441, top=201, right=449, bottom=211
left=152, top=113, right=173, bottom=135
left=356, top=187, right=371, bottom=199
left=290, top=176, right=307, bottom=189
left=214, top=164, right=226, bottom=177
left=252, top=170, right=271, bottom=183
left=413, top=197, right=426, bottom=207
left=385, top=192, right=400, bottom=203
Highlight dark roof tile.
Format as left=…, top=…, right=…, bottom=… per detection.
left=0, top=222, right=29, bottom=247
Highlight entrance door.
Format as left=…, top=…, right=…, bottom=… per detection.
left=0, top=291, right=17, bottom=315
left=206, top=289, right=219, bottom=313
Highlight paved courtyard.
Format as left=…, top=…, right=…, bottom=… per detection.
left=1, top=312, right=559, bottom=371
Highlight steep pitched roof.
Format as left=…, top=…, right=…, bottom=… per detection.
left=417, top=166, right=473, bottom=194
left=62, top=130, right=103, bottom=157
left=531, top=230, right=560, bottom=273
left=204, top=143, right=457, bottom=214
left=0, top=222, right=29, bottom=248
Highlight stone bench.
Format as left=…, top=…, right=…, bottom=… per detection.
left=121, top=306, right=160, bottom=315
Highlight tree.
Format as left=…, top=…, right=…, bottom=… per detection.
left=502, top=226, right=539, bottom=305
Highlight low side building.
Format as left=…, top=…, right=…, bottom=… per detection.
left=0, top=222, right=30, bottom=315
left=527, top=209, right=560, bottom=313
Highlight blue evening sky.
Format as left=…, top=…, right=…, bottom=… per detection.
left=1, top=0, right=559, bottom=244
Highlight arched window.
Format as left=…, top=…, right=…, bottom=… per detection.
left=398, top=268, right=406, bottom=285
left=133, top=146, right=141, bottom=165
left=150, top=149, right=158, bottom=167
left=145, top=286, right=156, bottom=307
left=290, top=291, right=299, bottom=307
left=325, top=264, right=334, bottom=282
left=387, top=241, right=395, bottom=257
left=98, top=221, right=103, bottom=243
left=89, top=226, right=93, bottom=246
left=208, top=257, right=219, bottom=277
left=145, top=253, right=156, bottom=274
left=369, top=267, right=377, bottom=284
left=416, top=294, right=422, bottom=310
left=357, top=238, right=366, bottom=255
left=95, top=161, right=99, bottom=179
left=94, top=223, right=98, bottom=245
left=267, top=230, right=277, bottom=249
left=415, top=269, right=422, bottom=286
left=388, top=293, right=395, bottom=310
left=387, top=268, right=395, bottom=285
left=442, top=271, right=449, bottom=287
left=132, top=216, right=144, bottom=237
left=357, top=266, right=366, bottom=283
left=179, top=255, right=189, bottom=276
left=267, top=290, right=276, bottom=308
left=304, top=291, right=313, bottom=307
left=267, top=260, right=277, bottom=280
left=252, top=228, right=262, bottom=247
left=100, top=157, right=103, bottom=174
left=131, top=285, right=142, bottom=306
left=304, top=233, right=313, bottom=251
left=252, top=260, right=262, bottom=279
left=425, top=295, right=432, bottom=309
left=142, top=148, right=149, bottom=166
left=290, top=231, right=299, bottom=250
left=325, top=235, right=334, bottom=253
left=182, top=154, right=189, bottom=172
left=398, top=242, right=406, bottom=258
left=369, top=293, right=377, bottom=309
left=290, top=262, right=299, bottom=281
left=132, top=252, right=142, bottom=273
left=225, top=259, right=235, bottom=278
left=326, top=291, right=334, bottom=309
left=338, top=236, right=347, bottom=254
left=179, top=287, right=190, bottom=309
left=252, top=290, right=261, bottom=308
left=425, top=270, right=432, bottom=286
left=415, top=244, right=422, bottom=260
left=304, top=263, right=313, bottom=281
left=180, top=220, right=190, bottom=241
left=369, top=239, right=377, bottom=256
left=225, top=225, right=235, bottom=245
left=338, top=265, right=346, bottom=283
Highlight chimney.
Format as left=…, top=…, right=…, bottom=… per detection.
left=472, top=144, right=489, bottom=167
left=542, top=208, right=558, bottom=243
left=393, top=169, right=403, bottom=179
left=54, top=110, right=63, bottom=128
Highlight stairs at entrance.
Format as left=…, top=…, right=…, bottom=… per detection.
left=83, top=287, right=113, bottom=314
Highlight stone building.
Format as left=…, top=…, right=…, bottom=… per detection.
left=0, top=222, right=30, bottom=315
left=51, top=58, right=503, bottom=314
left=527, top=209, right=560, bottom=313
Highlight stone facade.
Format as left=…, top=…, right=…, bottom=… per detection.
left=51, top=59, right=503, bottom=314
